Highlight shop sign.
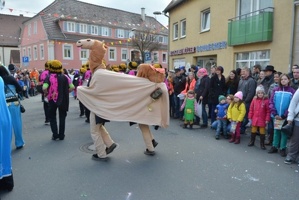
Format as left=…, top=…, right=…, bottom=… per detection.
left=196, top=41, right=227, bottom=52
left=170, top=47, right=196, bottom=56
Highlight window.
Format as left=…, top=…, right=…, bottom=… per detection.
left=23, top=48, right=26, bottom=56
left=33, top=21, right=37, bottom=34
left=80, top=49, right=89, bottom=60
left=162, top=52, right=167, bottom=63
left=117, top=29, right=125, bottom=38
left=158, top=36, right=164, bottom=43
left=33, top=45, right=38, bottom=60
left=40, top=44, right=44, bottom=60
left=79, top=23, right=87, bottom=34
left=153, top=51, right=159, bottom=63
left=121, top=49, right=128, bottom=61
left=180, top=20, right=186, bottom=38
left=63, top=44, right=73, bottom=59
left=28, top=24, right=31, bottom=36
left=91, top=25, right=98, bottom=35
left=102, top=27, right=109, bottom=36
left=201, top=9, right=210, bottom=32
left=173, top=23, right=178, bottom=40
left=27, top=47, right=32, bottom=60
left=239, top=0, right=273, bottom=17
left=235, top=50, right=270, bottom=70
left=108, top=47, right=116, bottom=61
left=67, top=22, right=75, bottom=32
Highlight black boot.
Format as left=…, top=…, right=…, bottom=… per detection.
left=265, top=130, right=273, bottom=146
left=183, top=123, right=187, bottom=129
left=260, top=134, right=266, bottom=150
left=268, top=146, right=278, bottom=153
left=189, top=124, right=193, bottom=129
left=248, top=133, right=256, bottom=146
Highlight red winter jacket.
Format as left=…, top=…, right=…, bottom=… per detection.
left=248, top=97, right=270, bottom=127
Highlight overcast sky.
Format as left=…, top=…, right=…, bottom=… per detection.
left=0, top=0, right=171, bottom=26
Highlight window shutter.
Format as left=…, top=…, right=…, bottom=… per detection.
left=115, top=29, right=118, bottom=38
left=108, top=28, right=112, bottom=37
left=76, top=23, right=79, bottom=33
left=87, top=25, right=91, bottom=34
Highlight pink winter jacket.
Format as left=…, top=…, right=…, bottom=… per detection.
left=248, top=97, right=270, bottom=127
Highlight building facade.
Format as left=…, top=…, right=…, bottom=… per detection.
left=164, top=0, right=298, bottom=75
left=20, top=0, right=168, bottom=70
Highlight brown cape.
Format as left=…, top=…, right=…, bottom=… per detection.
left=77, top=69, right=169, bottom=128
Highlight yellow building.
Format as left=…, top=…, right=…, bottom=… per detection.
left=163, top=0, right=298, bottom=75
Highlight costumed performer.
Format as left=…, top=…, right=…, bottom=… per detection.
left=0, top=76, right=14, bottom=191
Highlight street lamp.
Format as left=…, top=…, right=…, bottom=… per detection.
left=127, top=28, right=136, bottom=64
left=153, top=11, right=170, bottom=69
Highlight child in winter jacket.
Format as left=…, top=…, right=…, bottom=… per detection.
left=248, top=85, right=270, bottom=150
left=268, top=74, right=295, bottom=157
left=227, top=91, right=246, bottom=144
left=215, top=95, right=229, bottom=139
left=180, top=90, right=197, bottom=129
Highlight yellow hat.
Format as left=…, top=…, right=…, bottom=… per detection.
left=128, top=61, right=138, bottom=70
left=49, top=60, right=63, bottom=73
left=153, top=63, right=162, bottom=68
left=45, top=60, right=51, bottom=70
left=119, top=63, right=127, bottom=72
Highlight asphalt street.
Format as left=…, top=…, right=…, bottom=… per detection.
left=1, top=95, right=299, bottom=200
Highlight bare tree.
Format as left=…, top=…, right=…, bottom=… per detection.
left=130, top=27, right=163, bottom=63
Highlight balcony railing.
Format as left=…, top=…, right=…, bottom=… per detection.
left=228, top=7, right=274, bottom=46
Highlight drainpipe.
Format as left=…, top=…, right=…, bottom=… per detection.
left=290, top=1, right=299, bottom=72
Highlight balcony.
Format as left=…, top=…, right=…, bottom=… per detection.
left=228, top=7, right=274, bottom=46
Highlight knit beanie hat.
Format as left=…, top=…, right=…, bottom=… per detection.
left=49, top=60, right=62, bottom=73
left=218, top=95, right=226, bottom=102
left=234, top=91, right=243, bottom=100
left=8, top=64, right=16, bottom=74
left=256, top=85, right=265, bottom=94
left=85, top=61, right=90, bottom=70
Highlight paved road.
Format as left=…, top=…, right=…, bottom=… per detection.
left=1, top=95, right=299, bottom=200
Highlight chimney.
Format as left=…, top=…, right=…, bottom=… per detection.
left=141, top=7, right=145, bottom=21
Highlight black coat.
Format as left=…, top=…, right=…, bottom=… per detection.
left=209, top=74, right=226, bottom=104
left=195, top=75, right=210, bottom=104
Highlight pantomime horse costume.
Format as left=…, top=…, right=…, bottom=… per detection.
left=76, top=39, right=169, bottom=156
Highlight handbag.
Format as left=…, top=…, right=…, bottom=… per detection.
left=5, top=84, right=25, bottom=113
left=281, top=112, right=299, bottom=139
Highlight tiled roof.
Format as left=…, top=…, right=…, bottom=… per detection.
left=36, top=0, right=168, bottom=42
left=0, top=14, right=30, bottom=46
left=163, top=0, right=185, bottom=13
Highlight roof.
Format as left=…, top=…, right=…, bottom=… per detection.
left=163, top=0, right=185, bottom=13
left=34, top=0, right=168, bottom=42
left=0, top=14, right=30, bottom=46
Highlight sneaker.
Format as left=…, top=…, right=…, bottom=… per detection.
left=79, top=114, right=84, bottom=117
left=105, top=143, right=118, bottom=155
left=92, top=154, right=108, bottom=161
left=144, top=149, right=155, bottom=156
left=45, top=120, right=50, bottom=125
left=268, top=146, right=278, bottom=153
left=85, top=119, right=90, bottom=123
left=215, top=135, right=220, bottom=140
left=284, top=158, right=294, bottom=165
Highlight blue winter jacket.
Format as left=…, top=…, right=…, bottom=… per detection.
left=269, top=86, right=295, bottom=118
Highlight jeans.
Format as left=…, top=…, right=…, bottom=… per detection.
left=173, top=94, right=183, bottom=119
left=211, top=121, right=231, bottom=132
left=216, top=119, right=227, bottom=136
left=202, top=103, right=208, bottom=125
left=240, top=102, right=250, bottom=134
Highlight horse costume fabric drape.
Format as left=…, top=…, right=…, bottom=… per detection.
left=77, top=69, right=169, bottom=128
